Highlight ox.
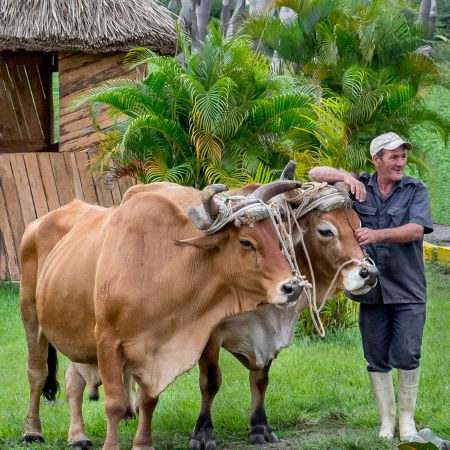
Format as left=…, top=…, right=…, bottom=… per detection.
left=62, top=166, right=377, bottom=449
left=20, top=181, right=304, bottom=450
left=187, top=168, right=378, bottom=449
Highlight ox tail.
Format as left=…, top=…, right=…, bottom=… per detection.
left=42, top=344, right=60, bottom=401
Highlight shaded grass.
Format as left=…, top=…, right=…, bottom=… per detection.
left=0, top=265, right=449, bottom=449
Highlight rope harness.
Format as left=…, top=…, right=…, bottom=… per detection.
left=282, top=182, right=376, bottom=337
left=200, top=193, right=309, bottom=288
left=194, top=183, right=376, bottom=338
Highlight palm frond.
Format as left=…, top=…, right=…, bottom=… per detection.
left=203, top=161, right=250, bottom=188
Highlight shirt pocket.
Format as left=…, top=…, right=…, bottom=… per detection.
left=354, top=203, right=377, bottom=228
left=387, top=206, right=408, bottom=227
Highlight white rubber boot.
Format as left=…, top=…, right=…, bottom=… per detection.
left=369, top=371, right=396, bottom=439
left=398, top=367, right=420, bottom=441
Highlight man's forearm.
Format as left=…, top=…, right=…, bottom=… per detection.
left=356, top=223, right=424, bottom=245
left=309, top=166, right=366, bottom=202
left=309, top=167, right=350, bottom=183
left=375, top=224, right=424, bottom=243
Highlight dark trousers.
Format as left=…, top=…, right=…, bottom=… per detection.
left=359, top=303, right=426, bottom=373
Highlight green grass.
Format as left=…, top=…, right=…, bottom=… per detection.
left=421, top=86, right=450, bottom=225
left=0, top=265, right=449, bottom=449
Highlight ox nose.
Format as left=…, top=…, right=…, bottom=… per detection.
left=359, top=265, right=378, bottom=286
left=281, top=280, right=303, bottom=303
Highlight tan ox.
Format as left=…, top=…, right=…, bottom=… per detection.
left=20, top=181, right=303, bottom=450
left=62, top=172, right=377, bottom=449
left=105, top=169, right=378, bottom=449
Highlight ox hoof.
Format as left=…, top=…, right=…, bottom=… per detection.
left=248, top=430, right=279, bottom=445
left=189, top=437, right=217, bottom=450
left=23, top=432, right=44, bottom=445
left=68, top=439, right=93, bottom=449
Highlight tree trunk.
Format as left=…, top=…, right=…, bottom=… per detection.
left=196, top=0, right=213, bottom=42
left=225, top=0, right=245, bottom=40
left=180, top=0, right=200, bottom=44
left=168, top=0, right=181, bottom=13
left=221, top=0, right=234, bottom=37
left=419, top=0, right=438, bottom=38
left=248, top=0, right=271, bottom=15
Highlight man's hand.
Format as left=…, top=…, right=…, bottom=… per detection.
left=354, top=227, right=380, bottom=245
left=343, top=173, right=366, bottom=202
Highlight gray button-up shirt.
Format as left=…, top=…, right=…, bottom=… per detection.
left=348, top=172, right=433, bottom=305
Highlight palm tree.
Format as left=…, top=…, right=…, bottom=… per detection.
left=76, top=27, right=317, bottom=188
left=243, top=0, right=449, bottom=174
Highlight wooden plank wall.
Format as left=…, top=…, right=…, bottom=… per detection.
left=58, top=52, right=136, bottom=153
left=0, top=51, right=53, bottom=153
left=0, top=51, right=141, bottom=280
left=0, top=152, right=134, bottom=281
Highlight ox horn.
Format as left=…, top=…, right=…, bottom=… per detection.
left=280, top=160, right=297, bottom=181
left=250, top=180, right=302, bottom=203
left=187, top=184, right=228, bottom=230
left=201, top=184, right=228, bottom=218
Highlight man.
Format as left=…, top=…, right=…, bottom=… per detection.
left=309, top=132, right=433, bottom=442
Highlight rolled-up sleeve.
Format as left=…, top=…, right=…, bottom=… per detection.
left=409, top=184, right=433, bottom=234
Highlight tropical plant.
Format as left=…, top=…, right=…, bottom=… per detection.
left=297, top=293, right=359, bottom=337
left=243, top=0, right=450, bottom=174
left=76, top=27, right=318, bottom=188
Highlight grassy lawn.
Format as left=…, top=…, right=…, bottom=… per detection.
left=0, top=265, right=448, bottom=449
left=420, top=86, right=450, bottom=226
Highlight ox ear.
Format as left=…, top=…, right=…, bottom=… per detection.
left=174, top=231, right=227, bottom=250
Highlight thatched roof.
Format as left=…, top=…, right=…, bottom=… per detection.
left=0, top=0, right=179, bottom=55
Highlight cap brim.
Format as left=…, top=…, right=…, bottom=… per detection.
left=383, top=139, right=412, bottom=151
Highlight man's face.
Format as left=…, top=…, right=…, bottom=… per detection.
left=372, top=146, right=407, bottom=183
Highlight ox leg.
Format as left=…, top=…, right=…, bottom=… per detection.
left=248, top=362, right=279, bottom=445
left=97, top=339, right=128, bottom=450
left=65, top=362, right=95, bottom=449
left=20, top=287, right=49, bottom=444
left=131, top=388, right=158, bottom=450
left=190, top=338, right=222, bottom=450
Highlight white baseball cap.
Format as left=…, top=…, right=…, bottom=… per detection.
left=370, top=132, right=413, bottom=157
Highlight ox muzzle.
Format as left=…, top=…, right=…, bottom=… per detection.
left=347, top=261, right=379, bottom=295
left=281, top=280, right=303, bottom=304
left=272, top=278, right=303, bottom=308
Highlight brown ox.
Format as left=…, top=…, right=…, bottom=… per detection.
left=62, top=171, right=377, bottom=449
left=20, top=181, right=303, bottom=450
left=188, top=172, right=378, bottom=449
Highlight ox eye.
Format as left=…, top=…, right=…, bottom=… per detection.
left=318, top=229, right=335, bottom=237
left=240, top=240, right=256, bottom=250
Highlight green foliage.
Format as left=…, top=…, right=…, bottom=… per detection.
left=436, top=0, right=450, bottom=37
left=77, top=27, right=317, bottom=188
left=244, top=0, right=450, bottom=174
left=412, top=85, right=450, bottom=225
left=297, top=293, right=359, bottom=337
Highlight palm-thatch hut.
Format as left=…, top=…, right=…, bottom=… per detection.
left=0, top=0, right=179, bottom=281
